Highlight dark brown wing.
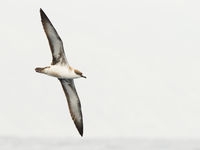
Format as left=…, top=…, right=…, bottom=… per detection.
left=59, top=79, right=83, bottom=136
left=40, top=8, right=68, bottom=65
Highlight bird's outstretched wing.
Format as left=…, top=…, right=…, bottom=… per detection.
left=59, top=79, right=83, bottom=136
left=40, top=8, right=68, bottom=65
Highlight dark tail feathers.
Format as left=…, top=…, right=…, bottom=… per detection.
left=35, top=67, right=44, bottom=73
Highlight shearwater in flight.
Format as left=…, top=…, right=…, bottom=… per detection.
left=35, top=9, right=86, bottom=136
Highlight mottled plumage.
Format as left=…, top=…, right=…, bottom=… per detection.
left=35, top=9, right=86, bottom=136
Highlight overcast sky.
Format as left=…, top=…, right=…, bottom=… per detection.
left=0, top=0, right=200, bottom=138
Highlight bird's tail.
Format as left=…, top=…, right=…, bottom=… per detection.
left=35, top=67, right=45, bottom=73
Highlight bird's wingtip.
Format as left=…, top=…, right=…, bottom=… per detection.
left=40, top=8, right=43, bottom=12
left=79, top=130, right=83, bottom=137
left=40, top=8, right=45, bottom=16
left=75, top=122, right=83, bottom=137
left=78, top=126, right=83, bottom=137
left=39, top=8, right=50, bottom=23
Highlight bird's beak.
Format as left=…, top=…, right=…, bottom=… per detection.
left=81, top=75, right=87, bottom=78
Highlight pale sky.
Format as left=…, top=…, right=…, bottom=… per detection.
left=0, top=0, right=200, bottom=138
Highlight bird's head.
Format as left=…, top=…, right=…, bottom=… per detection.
left=74, top=69, right=86, bottom=78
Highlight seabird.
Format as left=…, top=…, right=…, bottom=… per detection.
left=35, top=9, right=86, bottom=136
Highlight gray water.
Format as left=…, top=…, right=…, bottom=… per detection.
left=0, top=137, right=200, bottom=150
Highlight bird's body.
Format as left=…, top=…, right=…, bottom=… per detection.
left=35, top=9, right=85, bottom=136
left=36, top=65, right=82, bottom=79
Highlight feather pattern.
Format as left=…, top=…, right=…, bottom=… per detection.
left=40, top=9, right=68, bottom=65
left=59, top=79, right=83, bottom=136
left=37, top=9, right=85, bottom=136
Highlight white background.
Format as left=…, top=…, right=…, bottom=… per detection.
left=0, top=0, right=200, bottom=139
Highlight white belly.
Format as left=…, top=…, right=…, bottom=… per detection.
left=44, top=65, right=79, bottom=79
